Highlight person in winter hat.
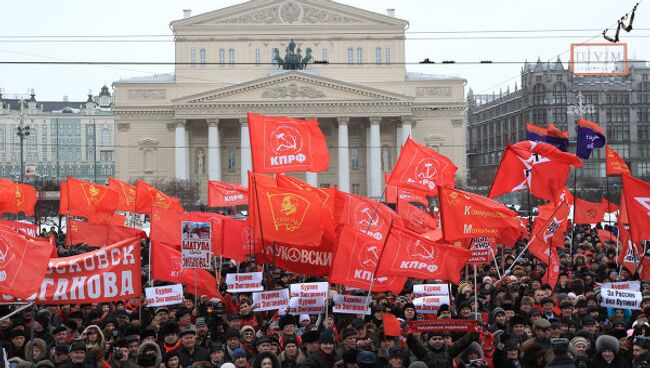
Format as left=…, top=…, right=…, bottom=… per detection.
left=24, top=338, right=47, bottom=363
left=591, top=334, right=629, bottom=368
left=545, top=338, right=575, bottom=368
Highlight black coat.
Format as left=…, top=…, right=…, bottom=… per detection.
left=299, top=351, right=338, bottom=368
left=177, top=345, right=211, bottom=368
left=633, top=352, right=650, bottom=368
left=588, top=354, right=631, bottom=368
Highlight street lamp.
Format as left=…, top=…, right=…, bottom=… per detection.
left=16, top=100, right=31, bottom=183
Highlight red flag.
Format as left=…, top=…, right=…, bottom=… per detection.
left=532, top=203, right=566, bottom=248
left=208, top=181, right=248, bottom=207
left=247, top=113, right=329, bottom=173
left=134, top=180, right=183, bottom=215
left=528, top=202, right=570, bottom=262
left=622, top=174, right=650, bottom=244
left=396, top=198, right=438, bottom=235
left=151, top=241, right=223, bottom=300
left=463, top=237, right=497, bottom=265
left=330, top=225, right=406, bottom=294
left=606, top=145, right=631, bottom=176
left=387, top=138, right=457, bottom=195
left=384, top=173, right=429, bottom=206
left=601, top=197, right=619, bottom=213
left=335, top=190, right=399, bottom=241
left=0, top=228, right=54, bottom=299
left=150, top=209, right=225, bottom=256
left=67, top=219, right=146, bottom=247
left=376, top=226, right=470, bottom=283
left=438, top=186, right=518, bottom=241
left=596, top=229, right=617, bottom=243
left=574, top=197, right=606, bottom=224
left=221, top=218, right=252, bottom=262
left=256, top=239, right=334, bottom=277
left=489, top=141, right=582, bottom=202
left=541, top=245, right=560, bottom=289
left=618, top=224, right=640, bottom=273
left=0, top=181, right=37, bottom=216
left=383, top=313, right=402, bottom=337
left=65, top=177, right=119, bottom=224
left=108, top=177, right=137, bottom=212
left=0, top=220, right=39, bottom=238
left=249, top=173, right=323, bottom=247
left=620, top=189, right=630, bottom=224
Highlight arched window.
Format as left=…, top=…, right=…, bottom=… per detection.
left=190, top=49, right=196, bottom=65
left=101, top=128, right=110, bottom=146
left=199, top=48, right=206, bottom=64
left=357, top=47, right=363, bottom=64
left=375, top=47, right=382, bottom=64
left=347, top=48, right=354, bottom=64
left=228, top=49, right=235, bottom=65
left=385, top=48, right=392, bottom=64
left=218, top=49, right=225, bottom=65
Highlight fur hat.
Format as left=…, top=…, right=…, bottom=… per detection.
left=278, top=314, right=296, bottom=330
left=596, top=334, right=619, bottom=354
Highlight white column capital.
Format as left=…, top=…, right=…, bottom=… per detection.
left=337, top=116, right=350, bottom=125
left=174, top=119, right=186, bottom=128
left=369, top=116, right=382, bottom=125
left=207, top=119, right=219, bottom=128
left=239, top=117, right=248, bottom=126
left=401, top=115, right=417, bottom=125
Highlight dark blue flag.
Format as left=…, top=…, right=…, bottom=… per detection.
left=577, top=118, right=606, bottom=159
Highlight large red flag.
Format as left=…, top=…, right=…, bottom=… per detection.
left=622, top=174, right=650, bottom=244
left=65, top=177, right=119, bottom=224
left=488, top=141, right=582, bottom=202
left=528, top=202, right=570, bottom=262
left=0, top=228, right=54, bottom=299
left=384, top=173, right=429, bottom=206
left=438, top=186, right=518, bottom=241
left=247, top=113, right=329, bottom=173
left=574, top=197, right=606, bottom=224
left=67, top=219, right=147, bottom=247
left=108, top=177, right=137, bottom=213
left=596, top=229, right=617, bottom=243
left=335, top=190, right=399, bottom=241
left=606, top=145, right=631, bottom=176
left=376, top=226, right=469, bottom=283
left=220, top=218, right=252, bottom=262
left=150, top=241, right=223, bottom=300
left=134, top=180, right=183, bottom=215
left=208, top=181, right=248, bottom=207
left=396, top=198, right=438, bottom=235
left=387, top=138, right=457, bottom=195
left=0, top=181, right=37, bottom=216
left=249, top=173, right=323, bottom=247
left=330, top=225, right=406, bottom=294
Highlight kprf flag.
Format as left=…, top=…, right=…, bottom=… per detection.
left=63, top=177, right=119, bottom=224
left=488, top=141, right=582, bottom=202
left=0, top=228, right=54, bottom=299
left=573, top=197, right=606, bottom=225
left=376, top=225, right=469, bottom=283
left=220, top=218, right=253, bottom=262
left=134, top=180, right=183, bottom=214
left=247, top=113, right=329, bottom=173
left=334, top=190, right=399, bottom=241
left=330, top=225, right=406, bottom=294
left=108, top=177, right=137, bottom=213
left=438, top=186, right=518, bottom=241
left=208, top=181, right=248, bottom=207
left=577, top=118, right=606, bottom=159
left=249, top=172, right=323, bottom=247
left=622, top=174, right=650, bottom=244
left=387, top=138, right=457, bottom=195
left=396, top=198, right=438, bottom=235
left=384, top=172, right=429, bottom=206
left=606, top=145, right=631, bottom=176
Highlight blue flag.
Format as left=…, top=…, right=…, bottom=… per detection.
left=577, top=118, right=606, bottom=159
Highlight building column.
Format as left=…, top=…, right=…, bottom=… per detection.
left=305, top=172, right=318, bottom=186
left=368, top=116, right=382, bottom=198
left=208, top=119, right=221, bottom=181
left=240, top=118, right=252, bottom=186
left=175, top=119, right=188, bottom=180
left=401, top=116, right=413, bottom=145
left=337, top=117, right=350, bottom=192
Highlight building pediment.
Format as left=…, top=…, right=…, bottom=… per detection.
left=171, top=0, right=407, bottom=28
left=174, top=72, right=412, bottom=104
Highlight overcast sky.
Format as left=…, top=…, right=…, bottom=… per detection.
left=0, top=0, right=647, bottom=101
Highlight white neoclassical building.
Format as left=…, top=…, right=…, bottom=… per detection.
left=113, top=0, right=466, bottom=201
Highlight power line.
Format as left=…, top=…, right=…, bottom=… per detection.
left=0, top=60, right=635, bottom=65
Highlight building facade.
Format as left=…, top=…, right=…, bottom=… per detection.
left=112, top=0, right=466, bottom=201
left=467, top=58, right=650, bottom=190
left=0, top=86, right=115, bottom=183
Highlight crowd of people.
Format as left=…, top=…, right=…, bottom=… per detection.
left=2, top=222, right=650, bottom=368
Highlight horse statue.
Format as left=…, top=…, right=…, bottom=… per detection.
left=271, top=48, right=284, bottom=69
left=301, top=47, right=314, bottom=69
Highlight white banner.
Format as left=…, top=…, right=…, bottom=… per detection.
left=252, top=289, right=289, bottom=312
left=181, top=221, right=212, bottom=269
left=286, top=296, right=326, bottom=315
left=601, top=288, right=641, bottom=310
left=290, top=282, right=328, bottom=298
left=601, top=281, right=641, bottom=292
left=413, top=295, right=451, bottom=314
left=145, top=284, right=184, bottom=307
left=332, top=295, right=370, bottom=315
left=412, top=284, right=450, bottom=298
left=226, top=272, right=264, bottom=293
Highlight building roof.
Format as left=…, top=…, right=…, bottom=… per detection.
left=115, top=73, right=176, bottom=84
left=406, top=71, right=465, bottom=81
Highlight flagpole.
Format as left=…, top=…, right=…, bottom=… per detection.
left=251, top=172, right=268, bottom=266
left=489, top=248, right=502, bottom=280
left=365, top=220, right=394, bottom=307
left=473, top=264, right=478, bottom=319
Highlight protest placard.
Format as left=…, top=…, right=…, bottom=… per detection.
left=181, top=221, right=212, bottom=269
left=252, top=289, right=289, bottom=311
left=226, top=272, right=263, bottom=293
left=145, top=284, right=183, bottom=307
